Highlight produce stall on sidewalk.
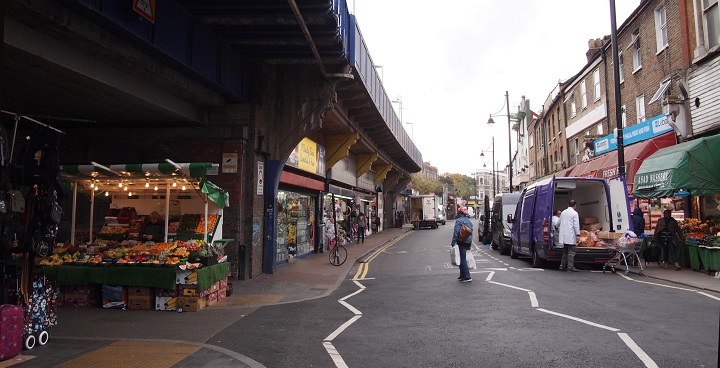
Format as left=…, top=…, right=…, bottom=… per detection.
left=34, top=161, right=232, bottom=312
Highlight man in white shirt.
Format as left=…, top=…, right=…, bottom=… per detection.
left=552, top=210, right=562, bottom=248
left=558, top=200, right=581, bottom=272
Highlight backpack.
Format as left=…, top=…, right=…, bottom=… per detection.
left=458, top=221, right=472, bottom=243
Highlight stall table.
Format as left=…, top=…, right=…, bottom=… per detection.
left=43, top=262, right=229, bottom=292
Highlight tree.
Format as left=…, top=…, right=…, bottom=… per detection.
left=441, top=173, right=475, bottom=197
left=409, top=173, right=442, bottom=195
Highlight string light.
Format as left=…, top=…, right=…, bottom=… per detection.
left=118, top=182, right=123, bottom=188
left=105, top=191, right=109, bottom=196
left=181, top=185, right=186, bottom=190
left=123, top=186, right=128, bottom=191
left=154, top=185, right=158, bottom=191
left=145, top=180, right=150, bottom=188
left=172, top=180, right=177, bottom=188
left=128, top=191, right=132, bottom=196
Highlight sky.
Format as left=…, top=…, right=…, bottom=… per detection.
left=349, top=0, right=640, bottom=176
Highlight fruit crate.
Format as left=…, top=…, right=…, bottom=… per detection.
left=175, top=214, right=221, bottom=241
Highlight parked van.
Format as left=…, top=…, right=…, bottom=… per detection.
left=491, top=193, right=521, bottom=255
left=509, top=177, right=630, bottom=267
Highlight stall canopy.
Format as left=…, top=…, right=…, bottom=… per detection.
left=563, top=132, right=676, bottom=195
left=61, top=162, right=228, bottom=208
left=633, top=134, right=720, bottom=198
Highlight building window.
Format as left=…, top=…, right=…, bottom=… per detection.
left=704, top=0, right=720, bottom=49
left=593, top=69, right=601, bottom=101
left=529, top=132, right=534, bottom=148
left=580, top=80, right=587, bottom=109
left=574, top=138, right=580, bottom=165
left=570, top=95, right=577, bottom=117
left=597, top=124, right=603, bottom=136
left=655, top=5, right=669, bottom=51
left=628, top=29, right=642, bottom=72
left=619, top=52, right=625, bottom=83
left=635, top=95, right=646, bottom=123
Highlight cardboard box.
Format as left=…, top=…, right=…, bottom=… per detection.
left=596, top=231, right=624, bottom=240
left=154, top=288, right=178, bottom=298
left=179, top=284, right=199, bottom=297
left=127, top=296, right=153, bottom=310
left=219, top=278, right=228, bottom=290
left=102, top=285, right=127, bottom=309
left=217, top=290, right=227, bottom=302
left=128, top=286, right=152, bottom=297
left=155, top=297, right=178, bottom=311
left=206, top=291, right=218, bottom=306
left=177, top=296, right=206, bottom=312
left=175, top=270, right=198, bottom=285
left=64, top=293, right=101, bottom=308
left=582, top=217, right=598, bottom=225
left=582, top=223, right=602, bottom=231
left=63, top=285, right=100, bottom=295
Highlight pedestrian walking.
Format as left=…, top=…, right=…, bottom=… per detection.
left=655, top=209, right=682, bottom=270
left=452, top=206, right=474, bottom=282
left=558, top=200, right=581, bottom=272
left=357, top=214, right=367, bottom=243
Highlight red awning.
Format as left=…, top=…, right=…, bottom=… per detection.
left=564, top=132, right=677, bottom=194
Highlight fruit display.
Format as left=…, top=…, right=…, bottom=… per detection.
left=36, top=240, right=216, bottom=268
left=177, top=214, right=219, bottom=235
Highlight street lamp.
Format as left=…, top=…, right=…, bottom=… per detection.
left=480, top=136, right=495, bottom=197
left=487, top=91, right=513, bottom=193
left=391, top=96, right=402, bottom=123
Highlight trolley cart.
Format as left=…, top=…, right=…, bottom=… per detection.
left=603, top=237, right=644, bottom=276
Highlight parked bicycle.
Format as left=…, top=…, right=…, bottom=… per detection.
left=328, top=238, right=347, bottom=266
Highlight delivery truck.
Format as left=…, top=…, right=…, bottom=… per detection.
left=509, top=177, right=630, bottom=267
left=409, top=195, right=441, bottom=229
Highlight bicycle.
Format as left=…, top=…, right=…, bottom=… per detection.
left=328, top=238, right=348, bottom=266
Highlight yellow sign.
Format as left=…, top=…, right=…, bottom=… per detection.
left=297, top=138, right=318, bottom=173
left=222, top=153, right=238, bottom=174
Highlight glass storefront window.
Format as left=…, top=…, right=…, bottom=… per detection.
left=277, top=190, right=315, bottom=263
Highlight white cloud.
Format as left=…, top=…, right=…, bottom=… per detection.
left=351, top=0, right=639, bottom=175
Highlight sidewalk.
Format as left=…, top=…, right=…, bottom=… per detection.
left=5, top=224, right=720, bottom=367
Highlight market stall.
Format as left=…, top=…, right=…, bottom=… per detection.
left=633, top=133, right=720, bottom=272
left=33, top=161, right=232, bottom=311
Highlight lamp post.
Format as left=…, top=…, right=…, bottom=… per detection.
left=406, top=121, right=414, bottom=141
left=480, top=136, right=495, bottom=197
left=487, top=91, right=513, bottom=193
left=391, top=96, right=402, bottom=123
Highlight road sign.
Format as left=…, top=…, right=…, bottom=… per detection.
left=133, top=0, right=156, bottom=23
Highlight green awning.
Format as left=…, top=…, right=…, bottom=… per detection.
left=633, top=134, right=720, bottom=198
left=201, top=179, right=230, bottom=209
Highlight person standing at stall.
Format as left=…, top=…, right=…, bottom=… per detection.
left=141, top=211, right=165, bottom=242
left=655, top=209, right=682, bottom=270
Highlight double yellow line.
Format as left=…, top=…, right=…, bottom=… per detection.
left=352, top=233, right=410, bottom=280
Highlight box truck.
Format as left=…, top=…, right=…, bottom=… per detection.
left=409, top=195, right=441, bottom=229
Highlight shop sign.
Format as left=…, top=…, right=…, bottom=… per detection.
left=287, top=138, right=326, bottom=177
left=222, top=153, right=238, bottom=173
left=594, top=114, right=673, bottom=155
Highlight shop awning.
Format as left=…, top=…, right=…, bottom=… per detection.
left=61, top=162, right=229, bottom=208
left=563, top=132, right=676, bottom=194
left=633, top=133, right=720, bottom=198
left=61, top=162, right=213, bottom=180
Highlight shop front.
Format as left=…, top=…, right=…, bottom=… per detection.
left=276, top=170, right=324, bottom=263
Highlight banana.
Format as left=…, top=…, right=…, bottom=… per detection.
left=164, top=298, right=177, bottom=309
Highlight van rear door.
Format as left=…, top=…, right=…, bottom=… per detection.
left=608, top=178, right=631, bottom=233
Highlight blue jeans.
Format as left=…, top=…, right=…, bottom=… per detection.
left=458, top=244, right=471, bottom=279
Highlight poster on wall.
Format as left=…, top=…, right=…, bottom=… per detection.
left=286, top=138, right=327, bottom=177
left=257, top=161, right=264, bottom=195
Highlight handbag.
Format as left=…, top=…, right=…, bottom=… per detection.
left=450, top=244, right=460, bottom=266
left=458, top=222, right=472, bottom=243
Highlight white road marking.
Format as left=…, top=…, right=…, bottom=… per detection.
left=488, top=281, right=531, bottom=292
left=537, top=308, right=620, bottom=332
left=323, top=342, right=349, bottom=368
left=697, top=291, right=720, bottom=301
left=617, top=333, right=659, bottom=368
left=517, top=268, right=544, bottom=272
left=339, top=288, right=364, bottom=302
left=485, top=267, right=508, bottom=271
left=529, top=292, right=539, bottom=308
left=325, top=315, right=362, bottom=342
left=339, top=300, right=362, bottom=315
